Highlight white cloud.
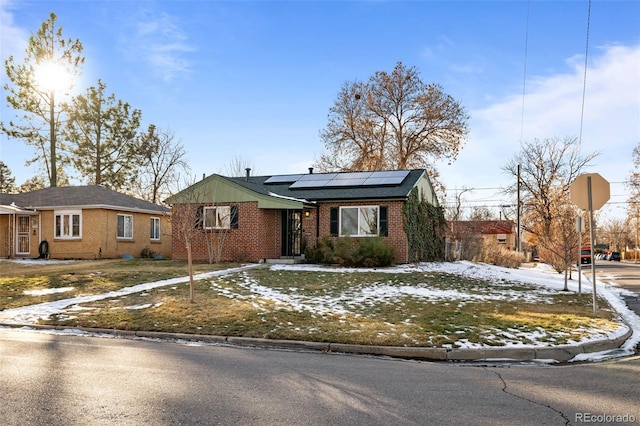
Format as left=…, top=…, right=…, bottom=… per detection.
left=120, top=9, right=196, bottom=82
left=0, top=0, right=29, bottom=61
left=443, top=43, right=640, bottom=194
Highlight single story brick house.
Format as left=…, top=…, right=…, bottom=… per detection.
left=449, top=220, right=517, bottom=249
left=165, top=168, right=439, bottom=264
left=0, top=185, right=171, bottom=260
left=446, top=220, right=517, bottom=261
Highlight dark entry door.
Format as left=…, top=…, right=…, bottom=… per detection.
left=281, top=210, right=302, bottom=257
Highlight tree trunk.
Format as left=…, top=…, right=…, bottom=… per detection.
left=185, top=233, right=195, bottom=303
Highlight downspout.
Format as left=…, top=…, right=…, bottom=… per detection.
left=38, top=212, right=42, bottom=251
left=10, top=214, right=15, bottom=258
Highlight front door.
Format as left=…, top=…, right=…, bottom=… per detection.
left=16, top=215, right=30, bottom=255
left=281, top=210, right=302, bottom=257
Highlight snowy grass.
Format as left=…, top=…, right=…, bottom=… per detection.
left=0, top=258, right=238, bottom=310
left=31, top=262, right=625, bottom=349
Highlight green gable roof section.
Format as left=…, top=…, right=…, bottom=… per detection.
left=167, top=169, right=439, bottom=208
left=165, top=174, right=311, bottom=209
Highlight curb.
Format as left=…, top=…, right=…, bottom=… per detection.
left=0, top=322, right=633, bottom=363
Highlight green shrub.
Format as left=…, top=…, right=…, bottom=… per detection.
left=140, top=246, right=156, bottom=259
left=352, top=238, right=395, bottom=267
left=305, top=236, right=335, bottom=264
left=305, top=237, right=394, bottom=267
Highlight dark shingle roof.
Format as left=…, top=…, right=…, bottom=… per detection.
left=0, top=185, right=169, bottom=214
left=227, top=169, right=427, bottom=202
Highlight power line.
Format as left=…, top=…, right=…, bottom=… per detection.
left=578, top=0, right=592, bottom=148
left=519, top=0, right=530, bottom=144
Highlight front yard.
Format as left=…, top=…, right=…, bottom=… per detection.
left=0, top=259, right=623, bottom=349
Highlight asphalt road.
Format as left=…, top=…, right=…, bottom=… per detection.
left=593, top=260, right=640, bottom=316
left=1, top=327, right=638, bottom=425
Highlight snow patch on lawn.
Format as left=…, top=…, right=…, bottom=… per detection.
left=24, top=287, right=74, bottom=296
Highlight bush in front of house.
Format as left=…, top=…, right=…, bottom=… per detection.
left=352, top=237, right=395, bottom=267
left=482, top=242, right=524, bottom=269
left=141, top=246, right=156, bottom=258
left=305, top=236, right=394, bottom=267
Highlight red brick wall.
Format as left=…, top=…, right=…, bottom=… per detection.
left=172, top=202, right=281, bottom=263
left=305, top=200, right=409, bottom=263
left=173, top=200, right=409, bottom=264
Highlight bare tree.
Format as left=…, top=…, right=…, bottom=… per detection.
left=315, top=62, right=469, bottom=174
left=445, top=187, right=471, bottom=222
left=503, top=136, right=598, bottom=274
left=167, top=181, right=202, bottom=303
left=223, top=156, right=255, bottom=177
left=135, top=124, right=190, bottom=204
left=599, top=218, right=628, bottom=253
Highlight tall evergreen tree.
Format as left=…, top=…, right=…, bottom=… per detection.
left=0, top=161, right=16, bottom=193
left=1, top=12, right=84, bottom=187
left=64, top=79, right=142, bottom=191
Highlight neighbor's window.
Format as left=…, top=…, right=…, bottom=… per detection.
left=497, top=234, right=507, bottom=244
left=117, top=214, right=134, bottom=239
left=340, top=206, right=378, bottom=236
left=204, top=206, right=231, bottom=229
left=55, top=210, right=82, bottom=239
left=150, top=217, right=161, bottom=240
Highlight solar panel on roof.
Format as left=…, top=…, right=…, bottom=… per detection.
left=325, top=178, right=368, bottom=187
left=289, top=179, right=333, bottom=189
left=363, top=170, right=409, bottom=186
left=296, top=173, right=337, bottom=181
left=264, top=174, right=304, bottom=184
left=332, top=171, right=373, bottom=180
left=286, top=170, right=410, bottom=189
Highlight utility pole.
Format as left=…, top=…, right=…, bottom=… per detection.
left=517, top=164, right=522, bottom=253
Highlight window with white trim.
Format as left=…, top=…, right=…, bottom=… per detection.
left=54, top=210, right=82, bottom=239
left=150, top=217, right=161, bottom=241
left=340, top=206, right=379, bottom=236
left=117, top=214, right=134, bottom=239
left=204, top=206, right=231, bottom=229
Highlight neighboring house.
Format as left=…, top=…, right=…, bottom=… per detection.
left=0, top=185, right=171, bottom=260
left=448, top=220, right=516, bottom=260
left=165, top=168, right=439, bottom=264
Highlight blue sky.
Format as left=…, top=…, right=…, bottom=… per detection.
left=1, top=0, right=639, bottom=221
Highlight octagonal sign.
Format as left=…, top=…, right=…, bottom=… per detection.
left=570, top=173, right=610, bottom=211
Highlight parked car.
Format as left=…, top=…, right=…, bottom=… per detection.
left=579, top=246, right=591, bottom=264
left=608, top=252, right=621, bottom=261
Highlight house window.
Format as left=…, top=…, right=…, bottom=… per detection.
left=117, top=214, right=134, bottom=239
left=497, top=234, right=507, bottom=244
left=55, top=210, right=81, bottom=239
left=150, top=217, right=161, bottom=241
left=340, top=206, right=379, bottom=236
left=204, top=206, right=231, bottom=229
